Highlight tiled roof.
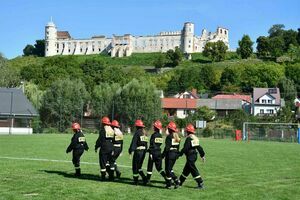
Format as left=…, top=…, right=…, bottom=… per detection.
left=0, top=88, right=38, bottom=117
left=197, top=99, right=242, bottom=110
left=253, top=88, right=281, bottom=104
left=57, top=31, right=71, bottom=39
left=212, top=94, right=251, bottom=103
left=161, top=98, right=197, bottom=109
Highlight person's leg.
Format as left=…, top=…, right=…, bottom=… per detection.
left=146, top=153, right=154, bottom=181
left=190, top=161, right=204, bottom=188
left=138, top=150, right=147, bottom=185
left=132, top=151, right=139, bottom=185
left=72, top=150, right=82, bottom=176
left=154, top=153, right=166, bottom=180
left=100, top=152, right=108, bottom=180
left=179, top=162, right=191, bottom=186
left=165, top=155, right=172, bottom=189
left=169, top=157, right=180, bottom=188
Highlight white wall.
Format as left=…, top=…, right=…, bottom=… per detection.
left=0, top=127, right=33, bottom=135
left=253, top=105, right=280, bottom=115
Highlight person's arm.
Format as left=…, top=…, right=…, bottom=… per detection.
left=66, top=135, right=76, bottom=153
left=162, top=135, right=171, bottom=156
left=128, top=132, right=138, bottom=155
left=94, top=132, right=101, bottom=152
left=197, top=144, right=205, bottom=158
left=179, top=138, right=189, bottom=156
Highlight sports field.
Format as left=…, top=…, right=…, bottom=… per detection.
left=0, top=134, right=299, bottom=200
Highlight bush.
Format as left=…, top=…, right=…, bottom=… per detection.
left=42, top=127, right=59, bottom=134
left=202, top=127, right=213, bottom=137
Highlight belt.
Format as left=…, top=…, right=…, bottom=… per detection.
left=170, top=147, right=178, bottom=151
left=114, top=144, right=121, bottom=147
left=136, top=146, right=146, bottom=150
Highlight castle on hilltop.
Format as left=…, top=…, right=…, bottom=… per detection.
left=45, top=21, right=229, bottom=58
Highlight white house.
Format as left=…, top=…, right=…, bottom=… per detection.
left=252, top=88, right=284, bottom=116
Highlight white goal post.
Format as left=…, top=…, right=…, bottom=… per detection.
left=242, top=122, right=300, bottom=142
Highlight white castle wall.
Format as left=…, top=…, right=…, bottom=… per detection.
left=45, top=22, right=229, bottom=57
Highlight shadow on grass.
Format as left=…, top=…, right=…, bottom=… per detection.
left=191, top=59, right=212, bottom=64
left=41, top=170, right=165, bottom=189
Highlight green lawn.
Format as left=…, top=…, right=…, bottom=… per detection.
left=0, top=134, right=299, bottom=200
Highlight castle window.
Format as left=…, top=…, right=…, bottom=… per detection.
left=68, top=49, right=70, bottom=53
left=46, top=49, right=48, bottom=51
left=220, top=29, right=222, bottom=34
left=99, top=48, right=101, bottom=51
left=188, top=45, right=191, bottom=48
left=57, top=43, right=59, bottom=48
left=93, top=48, right=95, bottom=52
left=80, top=48, right=82, bottom=52
left=225, top=30, right=227, bottom=35
left=57, top=50, right=59, bottom=53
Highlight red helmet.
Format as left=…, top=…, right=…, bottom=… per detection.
left=167, top=121, right=177, bottom=132
left=185, top=123, right=195, bottom=134
left=111, top=120, right=120, bottom=128
left=135, top=119, right=145, bottom=127
left=101, top=116, right=111, bottom=125
left=72, top=123, right=81, bottom=130
left=153, top=120, right=162, bottom=130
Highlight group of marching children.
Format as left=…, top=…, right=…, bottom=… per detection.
left=66, top=117, right=206, bottom=189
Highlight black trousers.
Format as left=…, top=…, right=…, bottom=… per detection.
left=132, top=149, right=146, bottom=177
left=112, top=147, right=122, bottom=163
left=165, top=151, right=178, bottom=180
left=72, top=149, right=84, bottom=168
left=182, top=154, right=200, bottom=178
left=147, top=151, right=163, bottom=174
left=99, top=150, right=114, bottom=172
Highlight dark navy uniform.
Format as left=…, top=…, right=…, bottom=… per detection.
left=146, top=130, right=166, bottom=181
left=179, top=134, right=205, bottom=188
left=112, top=127, right=123, bottom=178
left=163, top=132, right=180, bottom=188
left=95, top=125, right=115, bottom=180
left=128, top=128, right=148, bottom=185
left=66, top=130, right=89, bottom=176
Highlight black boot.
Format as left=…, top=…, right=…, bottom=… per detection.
left=115, top=164, right=121, bottom=179
left=160, top=171, right=167, bottom=181
left=179, top=175, right=186, bottom=186
left=109, top=169, right=114, bottom=181
left=165, top=178, right=172, bottom=189
left=75, top=168, right=81, bottom=176
left=195, top=177, right=204, bottom=189
left=146, top=172, right=152, bottom=183
left=139, top=171, right=148, bottom=185
left=172, top=176, right=180, bottom=189
left=133, top=176, right=139, bottom=186
left=101, top=172, right=106, bottom=181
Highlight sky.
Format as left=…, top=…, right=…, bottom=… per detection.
left=0, top=0, right=299, bottom=59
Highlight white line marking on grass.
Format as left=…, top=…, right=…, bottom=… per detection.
left=0, top=156, right=131, bottom=169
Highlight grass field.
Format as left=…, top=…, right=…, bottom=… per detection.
left=0, top=134, right=299, bottom=200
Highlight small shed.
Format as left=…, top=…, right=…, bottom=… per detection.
left=0, top=88, right=38, bottom=134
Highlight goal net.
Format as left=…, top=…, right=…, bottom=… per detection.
left=243, top=122, right=299, bottom=142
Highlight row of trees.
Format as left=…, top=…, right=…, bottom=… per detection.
left=30, top=78, right=161, bottom=132
left=23, top=40, right=45, bottom=57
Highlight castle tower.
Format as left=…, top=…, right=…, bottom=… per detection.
left=45, top=20, right=57, bottom=57
left=182, top=22, right=194, bottom=54
left=216, top=27, right=229, bottom=48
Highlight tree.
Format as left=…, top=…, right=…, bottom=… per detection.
left=277, top=77, right=296, bottom=101
left=24, top=82, right=45, bottom=109
left=236, top=35, right=253, bottom=59
left=297, top=28, right=300, bottom=45
left=23, top=45, right=35, bottom=56
left=220, top=66, right=242, bottom=91
left=269, top=36, right=285, bottom=58
left=268, top=24, right=285, bottom=38
left=22, top=40, right=45, bottom=57
left=166, top=47, right=183, bottom=67
left=285, top=64, right=300, bottom=92
left=256, top=36, right=270, bottom=58
left=203, top=41, right=228, bottom=62
left=192, top=106, right=216, bottom=122
left=114, top=79, right=161, bottom=127
left=40, top=79, right=89, bottom=132
left=33, top=40, right=45, bottom=57
left=91, top=83, right=121, bottom=118
left=282, top=29, right=298, bottom=51
left=153, top=53, right=166, bottom=70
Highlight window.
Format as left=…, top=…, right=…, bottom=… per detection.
left=57, top=50, right=59, bottom=53
left=80, top=48, right=82, bottom=52
left=260, top=109, right=264, bottom=114
left=188, top=45, right=191, bottom=48
left=267, top=109, right=274, bottom=114
left=220, top=29, right=222, bottom=34
left=268, top=100, right=272, bottom=104
left=184, top=110, right=189, bottom=115
left=225, top=30, right=227, bottom=35
left=68, top=49, right=70, bottom=53
left=262, top=99, right=266, bottom=103
left=183, top=94, right=190, bottom=99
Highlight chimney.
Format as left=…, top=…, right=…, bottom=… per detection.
left=191, top=88, right=197, bottom=98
